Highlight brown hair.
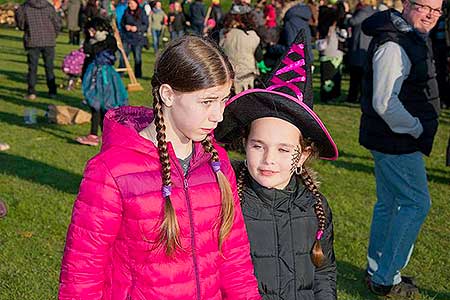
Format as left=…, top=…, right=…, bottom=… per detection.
left=237, top=130, right=327, bottom=267
left=151, top=35, right=235, bottom=256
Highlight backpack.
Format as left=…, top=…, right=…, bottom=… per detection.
left=62, top=48, right=86, bottom=76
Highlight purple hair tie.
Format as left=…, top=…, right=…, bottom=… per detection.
left=211, top=161, right=221, bottom=173
left=162, top=185, right=172, bottom=198
left=316, top=230, right=324, bottom=240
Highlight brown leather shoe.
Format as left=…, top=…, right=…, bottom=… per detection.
left=0, top=200, right=7, bottom=218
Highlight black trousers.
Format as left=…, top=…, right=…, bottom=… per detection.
left=433, top=42, right=449, bottom=108
left=26, top=47, right=57, bottom=95
left=69, top=30, right=80, bottom=45
left=90, top=107, right=107, bottom=136
left=320, top=60, right=342, bottom=102
left=347, top=65, right=364, bottom=103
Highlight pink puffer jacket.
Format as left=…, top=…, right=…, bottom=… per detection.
left=59, top=106, right=261, bottom=300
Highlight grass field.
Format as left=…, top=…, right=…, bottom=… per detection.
left=0, top=26, right=449, bottom=300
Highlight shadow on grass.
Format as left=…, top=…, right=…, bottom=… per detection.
left=0, top=45, right=26, bottom=57
left=337, top=260, right=450, bottom=300
left=0, top=81, right=85, bottom=108
left=337, top=260, right=378, bottom=300
left=0, top=33, right=23, bottom=42
left=3, top=58, right=27, bottom=65
left=329, top=150, right=450, bottom=186
left=0, top=111, right=78, bottom=142
left=0, top=152, right=82, bottom=194
left=338, top=150, right=372, bottom=161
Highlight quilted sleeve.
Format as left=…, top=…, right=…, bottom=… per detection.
left=14, top=5, right=26, bottom=31
left=59, top=157, right=123, bottom=300
left=216, top=148, right=261, bottom=300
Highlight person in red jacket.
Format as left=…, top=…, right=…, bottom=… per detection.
left=59, top=35, right=261, bottom=300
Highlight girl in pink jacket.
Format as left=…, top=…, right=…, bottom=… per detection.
left=59, top=35, right=261, bottom=300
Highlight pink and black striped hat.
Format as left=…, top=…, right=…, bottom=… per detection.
left=215, top=29, right=338, bottom=160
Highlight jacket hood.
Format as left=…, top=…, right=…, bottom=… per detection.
left=362, top=9, right=414, bottom=37
left=27, top=0, right=52, bottom=9
left=284, top=4, right=312, bottom=22
left=101, top=106, right=156, bottom=154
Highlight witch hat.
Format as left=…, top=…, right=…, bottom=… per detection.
left=215, top=29, right=338, bottom=160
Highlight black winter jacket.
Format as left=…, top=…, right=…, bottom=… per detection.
left=280, top=4, right=314, bottom=63
left=121, top=7, right=149, bottom=46
left=235, top=163, right=337, bottom=300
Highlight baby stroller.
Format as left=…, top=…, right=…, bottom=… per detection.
left=61, top=48, right=86, bottom=90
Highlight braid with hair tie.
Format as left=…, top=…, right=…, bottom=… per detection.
left=201, top=136, right=235, bottom=250
left=300, top=167, right=327, bottom=267
left=237, top=163, right=248, bottom=201
left=151, top=83, right=182, bottom=256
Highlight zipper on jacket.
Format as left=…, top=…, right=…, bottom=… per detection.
left=271, top=202, right=281, bottom=298
left=288, top=209, right=298, bottom=300
left=183, top=177, right=201, bottom=300
left=169, top=145, right=209, bottom=300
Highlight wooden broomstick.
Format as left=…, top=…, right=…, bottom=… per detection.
left=111, top=20, right=144, bottom=92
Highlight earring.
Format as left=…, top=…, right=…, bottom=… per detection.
left=244, top=159, right=248, bottom=167
left=295, top=166, right=302, bottom=175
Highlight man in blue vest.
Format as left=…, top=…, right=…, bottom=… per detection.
left=359, top=0, right=442, bottom=298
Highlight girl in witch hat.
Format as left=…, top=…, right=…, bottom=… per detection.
left=215, top=29, right=338, bottom=300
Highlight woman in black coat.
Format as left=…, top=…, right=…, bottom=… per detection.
left=120, top=0, right=149, bottom=78
left=345, top=0, right=375, bottom=102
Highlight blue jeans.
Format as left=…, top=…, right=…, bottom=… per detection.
left=124, top=42, right=143, bottom=78
left=170, top=30, right=184, bottom=40
left=152, top=29, right=162, bottom=53
left=367, top=151, right=431, bottom=286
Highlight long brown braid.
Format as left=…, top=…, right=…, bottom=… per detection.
left=299, top=167, right=327, bottom=267
left=201, top=137, right=235, bottom=250
left=237, top=163, right=248, bottom=201
left=152, top=84, right=181, bottom=256
left=148, top=36, right=235, bottom=256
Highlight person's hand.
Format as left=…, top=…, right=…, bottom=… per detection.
left=131, top=26, right=138, bottom=32
left=186, top=21, right=191, bottom=26
left=125, top=24, right=131, bottom=31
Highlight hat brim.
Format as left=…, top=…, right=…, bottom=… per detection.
left=215, top=89, right=338, bottom=160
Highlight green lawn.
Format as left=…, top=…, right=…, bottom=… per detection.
left=0, top=26, right=449, bottom=300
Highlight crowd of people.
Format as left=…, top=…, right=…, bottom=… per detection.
left=6, top=0, right=450, bottom=299
left=12, top=0, right=450, bottom=107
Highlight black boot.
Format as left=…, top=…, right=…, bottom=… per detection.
left=73, top=31, right=80, bottom=45
left=135, top=62, right=142, bottom=79
left=47, top=78, right=57, bottom=98
left=68, top=31, right=74, bottom=44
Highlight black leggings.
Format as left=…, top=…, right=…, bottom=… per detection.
left=90, top=107, right=107, bottom=136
